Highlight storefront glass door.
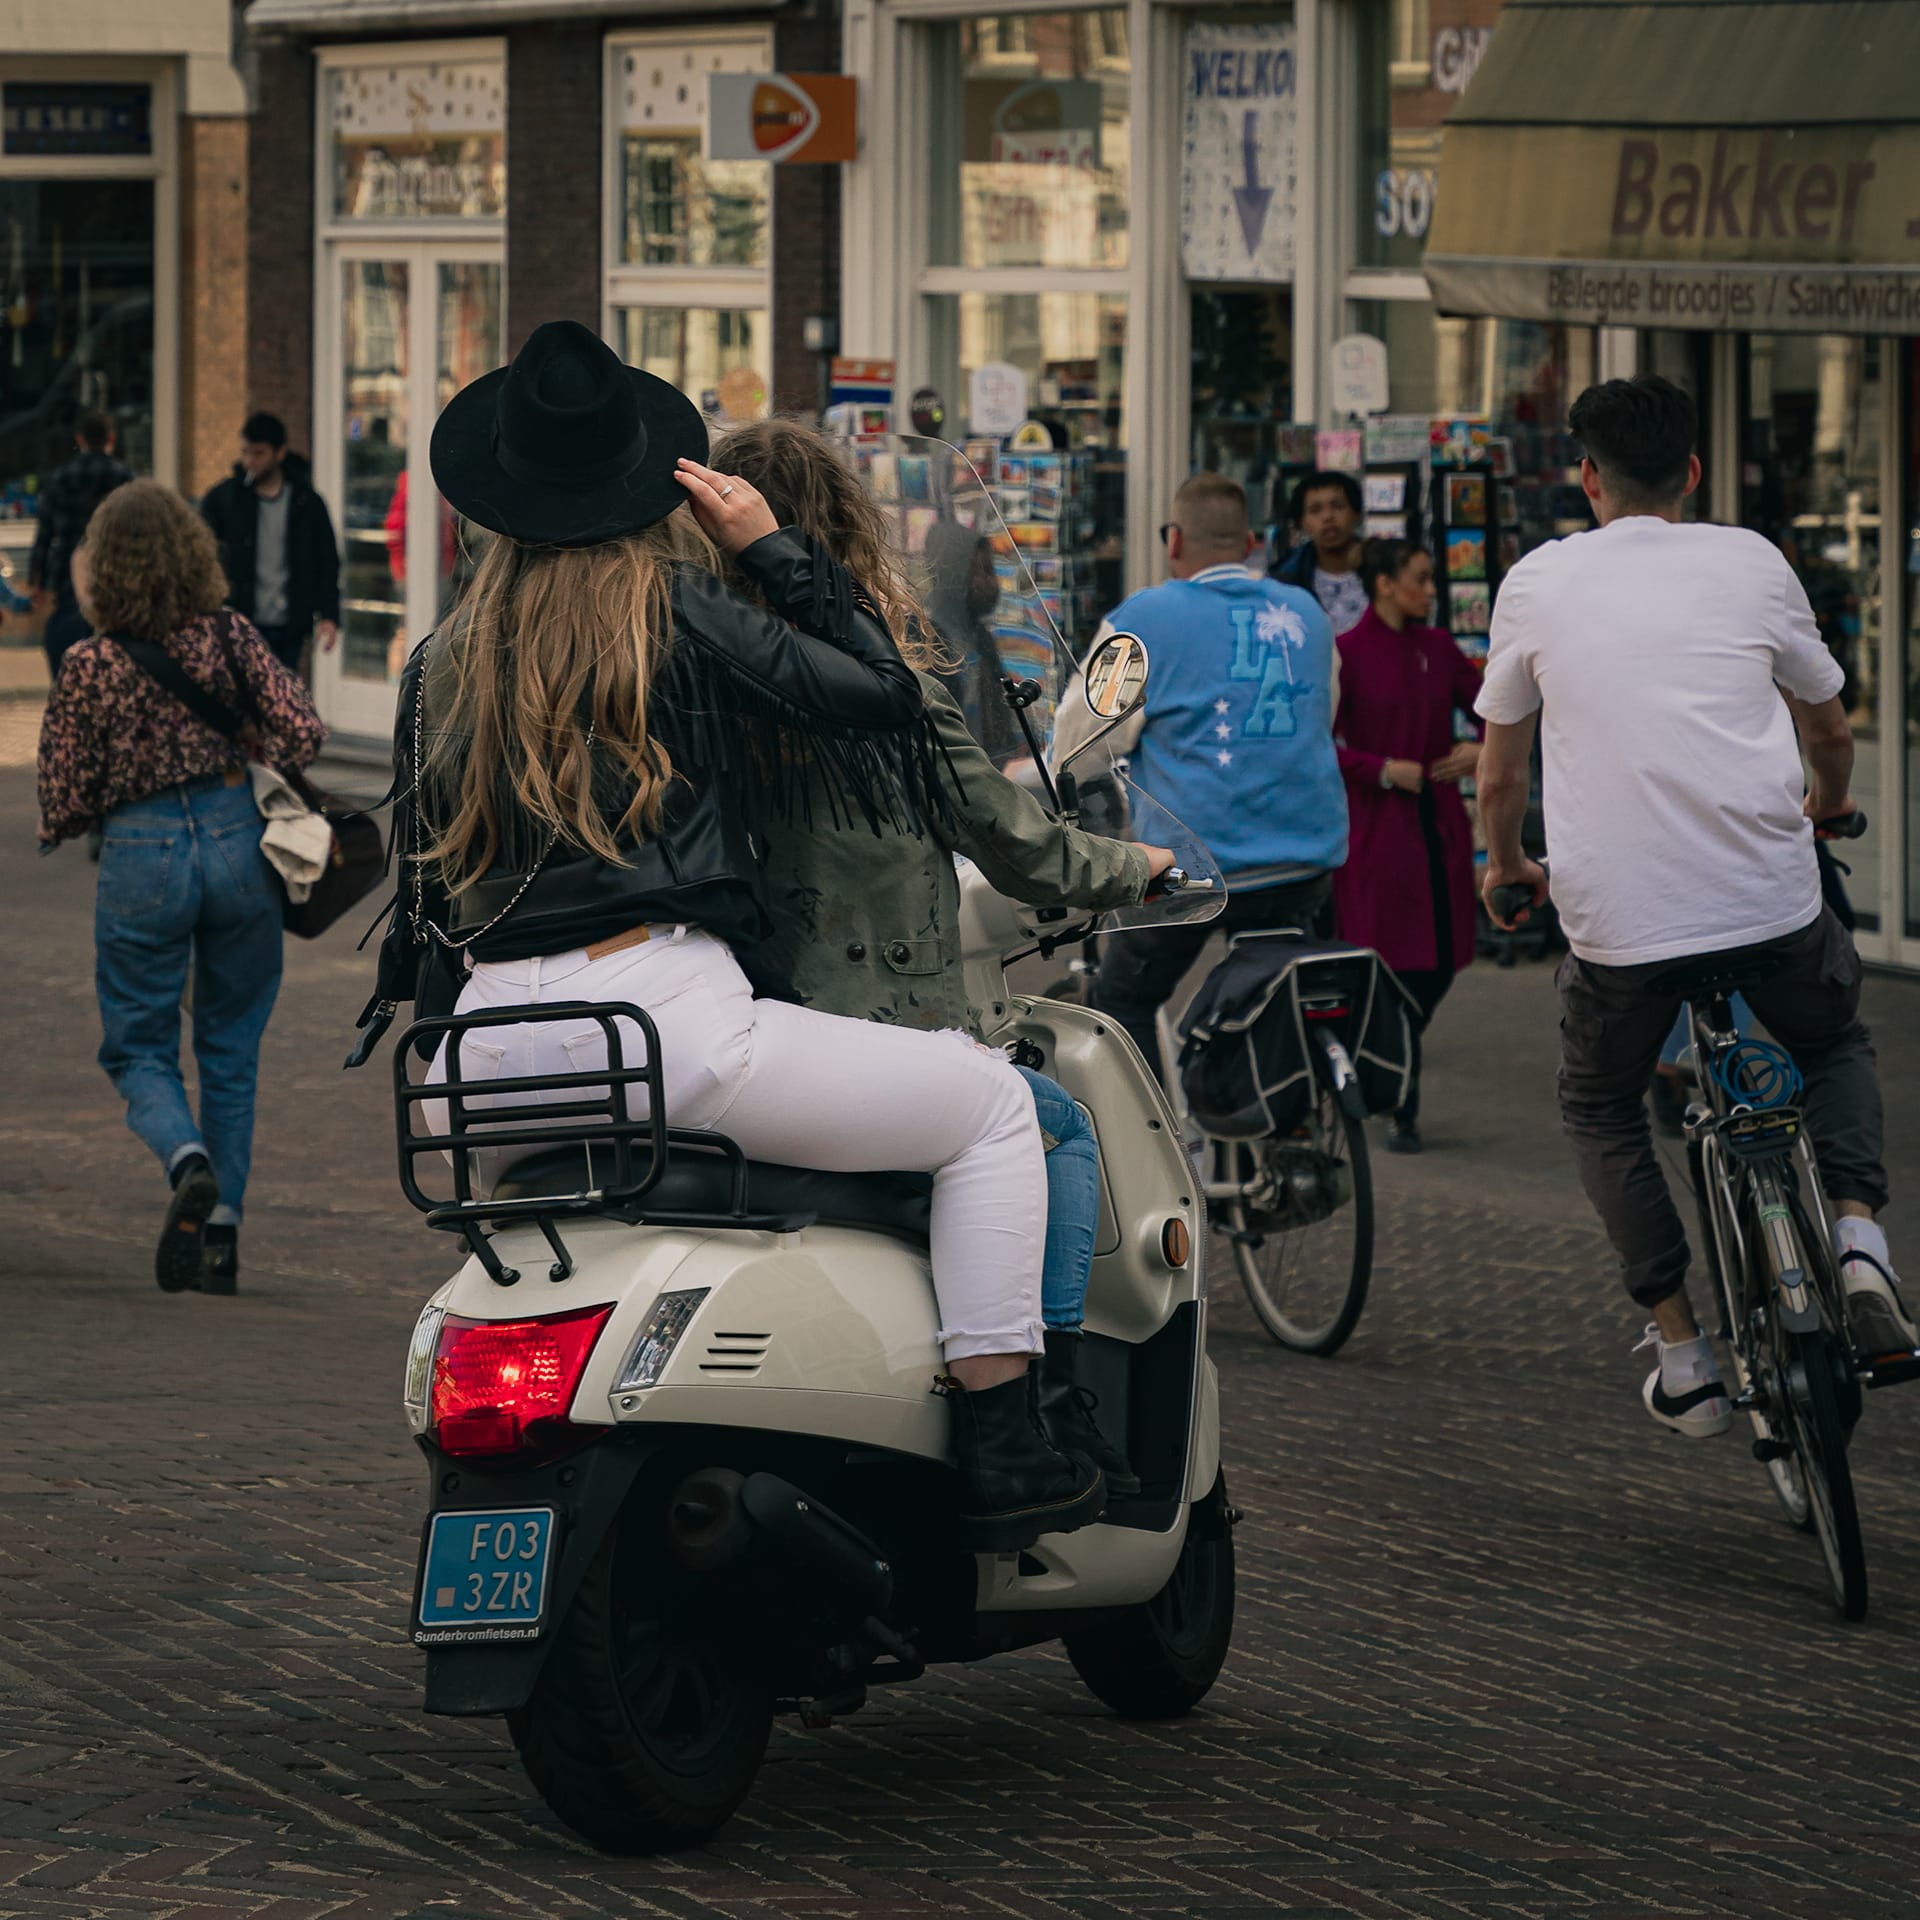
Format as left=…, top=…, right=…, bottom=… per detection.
left=317, top=245, right=501, bottom=741
left=1739, top=335, right=1885, bottom=933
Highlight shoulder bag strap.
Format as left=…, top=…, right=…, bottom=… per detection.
left=104, top=631, right=254, bottom=745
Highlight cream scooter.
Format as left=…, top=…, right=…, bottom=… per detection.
left=393, top=445, right=1230, bottom=1855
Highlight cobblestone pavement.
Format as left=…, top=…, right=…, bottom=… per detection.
left=5, top=762, right=1920, bottom=1918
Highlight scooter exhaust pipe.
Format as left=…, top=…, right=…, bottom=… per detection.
left=667, top=1468, right=893, bottom=1622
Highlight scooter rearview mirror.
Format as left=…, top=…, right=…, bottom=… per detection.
left=1082, top=631, right=1149, bottom=721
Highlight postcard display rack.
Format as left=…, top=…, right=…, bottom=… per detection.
left=846, top=438, right=1064, bottom=704
left=956, top=440, right=1104, bottom=650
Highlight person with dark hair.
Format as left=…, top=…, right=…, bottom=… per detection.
left=198, top=410, right=341, bottom=677
left=1054, top=470, right=1347, bottom=1076
left=1270, top=468, right=1368, bottom=635
left=28, top=407, right=132, bottom=678
left=1333, top=537, right=1482, bottom=1152
left=1477, top=373, right=1910, bottom=1437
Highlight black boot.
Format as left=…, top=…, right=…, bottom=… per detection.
left=944, top=1369, right=1105, bottom=1552
left=1037, top=1329, right=1140, bottom=1498
left=158, top=1153, right=219, bottom=1293
left=201, top=1223, right=239, bottom=1296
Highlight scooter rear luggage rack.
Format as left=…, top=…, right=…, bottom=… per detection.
left=394, top=1000, right=814, bottom=1284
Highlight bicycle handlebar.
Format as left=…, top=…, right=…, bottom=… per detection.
left=1814, top=810, right=1869, bottom=841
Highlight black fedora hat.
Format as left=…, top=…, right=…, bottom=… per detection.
left=430, top=319, right=709, bottom=548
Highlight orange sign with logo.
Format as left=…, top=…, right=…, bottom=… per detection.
left=708, top=74, right=857, bottom=165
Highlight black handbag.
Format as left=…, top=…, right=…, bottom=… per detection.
left=104, top=632, right=386, bottom=940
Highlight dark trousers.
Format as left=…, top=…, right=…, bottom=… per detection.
left=1395, top=966, right=1455, bottom=1125
left=42, top=601, right=90, bottom=679
left=1091, top=875, right=1332, bottom=1083
left=1558, top=908, right=1887, bottom=1309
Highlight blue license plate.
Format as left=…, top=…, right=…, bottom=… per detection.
left=415, top=1506, right=556, bottom=1644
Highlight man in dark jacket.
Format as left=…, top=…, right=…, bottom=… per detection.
left=199, top=410, right=341, bottom=676
left=30, top=409, right=132, bottom=676
left=1269, top=468, right=1368, bottom=636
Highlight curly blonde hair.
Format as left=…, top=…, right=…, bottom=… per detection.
left=78, top=480, right=228, bottom=642
left=709, top=417, right=950, bottom=671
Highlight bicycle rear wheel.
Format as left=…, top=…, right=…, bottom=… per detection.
left=1776, top=1320, right=1867, bottom=1621
left=1224, top=1085, right=1373, bottom=1356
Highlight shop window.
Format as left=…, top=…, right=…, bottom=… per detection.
left=927, top=288, right=1126, bottom=641
left=1357, top=0, right=1505, bottom=271
left=1641, top=331, right=1714, bottom=520
left=924, top=10, right=1131, bottom=272
left=328, top=59, right=505, bottom=221
left=1739, top=334, right=1884, bottom=935
left=615, top=41, right=769, bottom=270
left=0, top=179, right=154, bottom=513
left=1351, top=303, right=1595, bottom=556
left=618, top=306, right=769, bottom=421
left=1190, top=289, right=1292, bottom=515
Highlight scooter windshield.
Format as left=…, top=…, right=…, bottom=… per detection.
left=838, top=435, right=1225, bottom=933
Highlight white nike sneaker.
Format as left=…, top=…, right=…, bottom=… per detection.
left=1840, top=1250, right=1920, bottom=1357
left=1635, top=1324, right=1733, bottom=1438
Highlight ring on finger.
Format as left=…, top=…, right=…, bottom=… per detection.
left=719, top=484, right=735, bottom=499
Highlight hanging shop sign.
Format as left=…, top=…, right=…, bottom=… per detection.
left=969, top=362, right=1030, bottom=438
left=1328, top=334, right=1390, bottom=418
left=1180, top=21, right=1297, bottom=284
left=708, top=75, right=857, bottom=165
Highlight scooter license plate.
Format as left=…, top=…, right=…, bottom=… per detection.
left=414, top=1507, right=556, bottom=1645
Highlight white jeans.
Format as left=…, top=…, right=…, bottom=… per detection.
left=429, top=927, right=1046, bottom=1361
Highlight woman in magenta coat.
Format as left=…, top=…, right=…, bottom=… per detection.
left=1332, top=539, right=1483, bottom=1152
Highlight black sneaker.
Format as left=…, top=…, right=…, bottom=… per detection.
left=201, top=1224, right=239, bottom=1297
left=157, top=1154, right=219, bottom=1293
left=1386, top=1116, right=1423, bottom=1155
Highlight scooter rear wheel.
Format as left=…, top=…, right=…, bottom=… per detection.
left=1063, top=1472, right=1235, bottom=1718
left=507, top=1521, right=773, bottom=1854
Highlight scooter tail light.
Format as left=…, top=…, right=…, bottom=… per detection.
left=428, top=1303, right=615, bottom=1460
left=613, top=1289, right=711, bottom=1392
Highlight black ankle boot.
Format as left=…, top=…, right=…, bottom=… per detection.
left=1037, top=1330, right=1140, bottom=1498
left=943, top=1369, right=1105, bottom=1552
left=158, top=1154, right=219, bottom=1293
left=201, top=1224, right=239, bottom=1296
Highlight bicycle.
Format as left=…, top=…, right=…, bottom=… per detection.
left=1496, top=818, right=1918, bottom=1621
left=1154, top=941, right=1378, bottom=1358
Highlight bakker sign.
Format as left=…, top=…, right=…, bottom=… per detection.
left=1426, top=123, right=1920, bottom=336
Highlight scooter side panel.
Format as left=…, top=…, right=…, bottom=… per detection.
left=976, top=1508, right=1189, bottom=1611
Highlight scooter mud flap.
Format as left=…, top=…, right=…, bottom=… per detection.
left=416, top=1434, right=667, bottom=1716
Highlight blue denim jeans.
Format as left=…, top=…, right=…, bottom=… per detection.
left=1015, top=1066, right=1101, bottom=1330
left=94, top=776, right=285, bottom=1222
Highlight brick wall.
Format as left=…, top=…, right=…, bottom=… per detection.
left=178, top=114, right=248, bottom=500
left=506, top=23, right=603, bottom=354
left=772, top=5, right=841, bottom=416
left=244, top=38, right=315, bottom=456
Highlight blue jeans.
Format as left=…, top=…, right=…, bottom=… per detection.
left=1015, top=1067, right=1101, bottom=1331
left=94, top=777, right=285, bottom=1222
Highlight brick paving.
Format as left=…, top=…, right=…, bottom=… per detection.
left=5, top=758, right=1920, bottom=1918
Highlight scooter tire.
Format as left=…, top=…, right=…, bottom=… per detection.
left=506, top=1527, right=774, bottom=1854
left=1063, top=1472, right=1235, bottom=1720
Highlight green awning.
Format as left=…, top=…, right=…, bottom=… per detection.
left=1423, top=1, right=1920, bottom=333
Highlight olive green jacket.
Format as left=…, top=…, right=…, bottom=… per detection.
left=759, top=672, right=1149, bottom=1034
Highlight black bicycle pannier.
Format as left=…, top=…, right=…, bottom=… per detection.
left=1176, top=933, right=1418, bottom=1139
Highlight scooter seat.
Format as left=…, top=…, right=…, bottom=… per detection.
left=491, top=1144, right=933, bottom=1246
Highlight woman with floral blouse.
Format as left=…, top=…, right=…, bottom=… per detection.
left=36, top=480, right=325, bottom=1295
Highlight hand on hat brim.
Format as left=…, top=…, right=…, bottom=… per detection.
left=676, top=458, right=780, bottom=557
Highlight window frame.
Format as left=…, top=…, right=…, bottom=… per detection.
left=601, top=22, right=775, bottom=403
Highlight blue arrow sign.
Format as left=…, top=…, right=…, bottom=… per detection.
left=1232, top=110, right=1272, bottom=253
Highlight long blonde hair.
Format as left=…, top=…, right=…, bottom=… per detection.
left=421, top=515, right=715, bottom=894
left=709, top=418, right=949, bottom=671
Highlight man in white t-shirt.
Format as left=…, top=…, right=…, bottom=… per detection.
left=1475, top=374, right=1909, bottom=1438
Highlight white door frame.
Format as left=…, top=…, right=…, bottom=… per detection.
left=311, top=236, right=502, bottom=743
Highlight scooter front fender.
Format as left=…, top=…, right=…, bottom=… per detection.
left=415, top=1432, right=669, bottom=1716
